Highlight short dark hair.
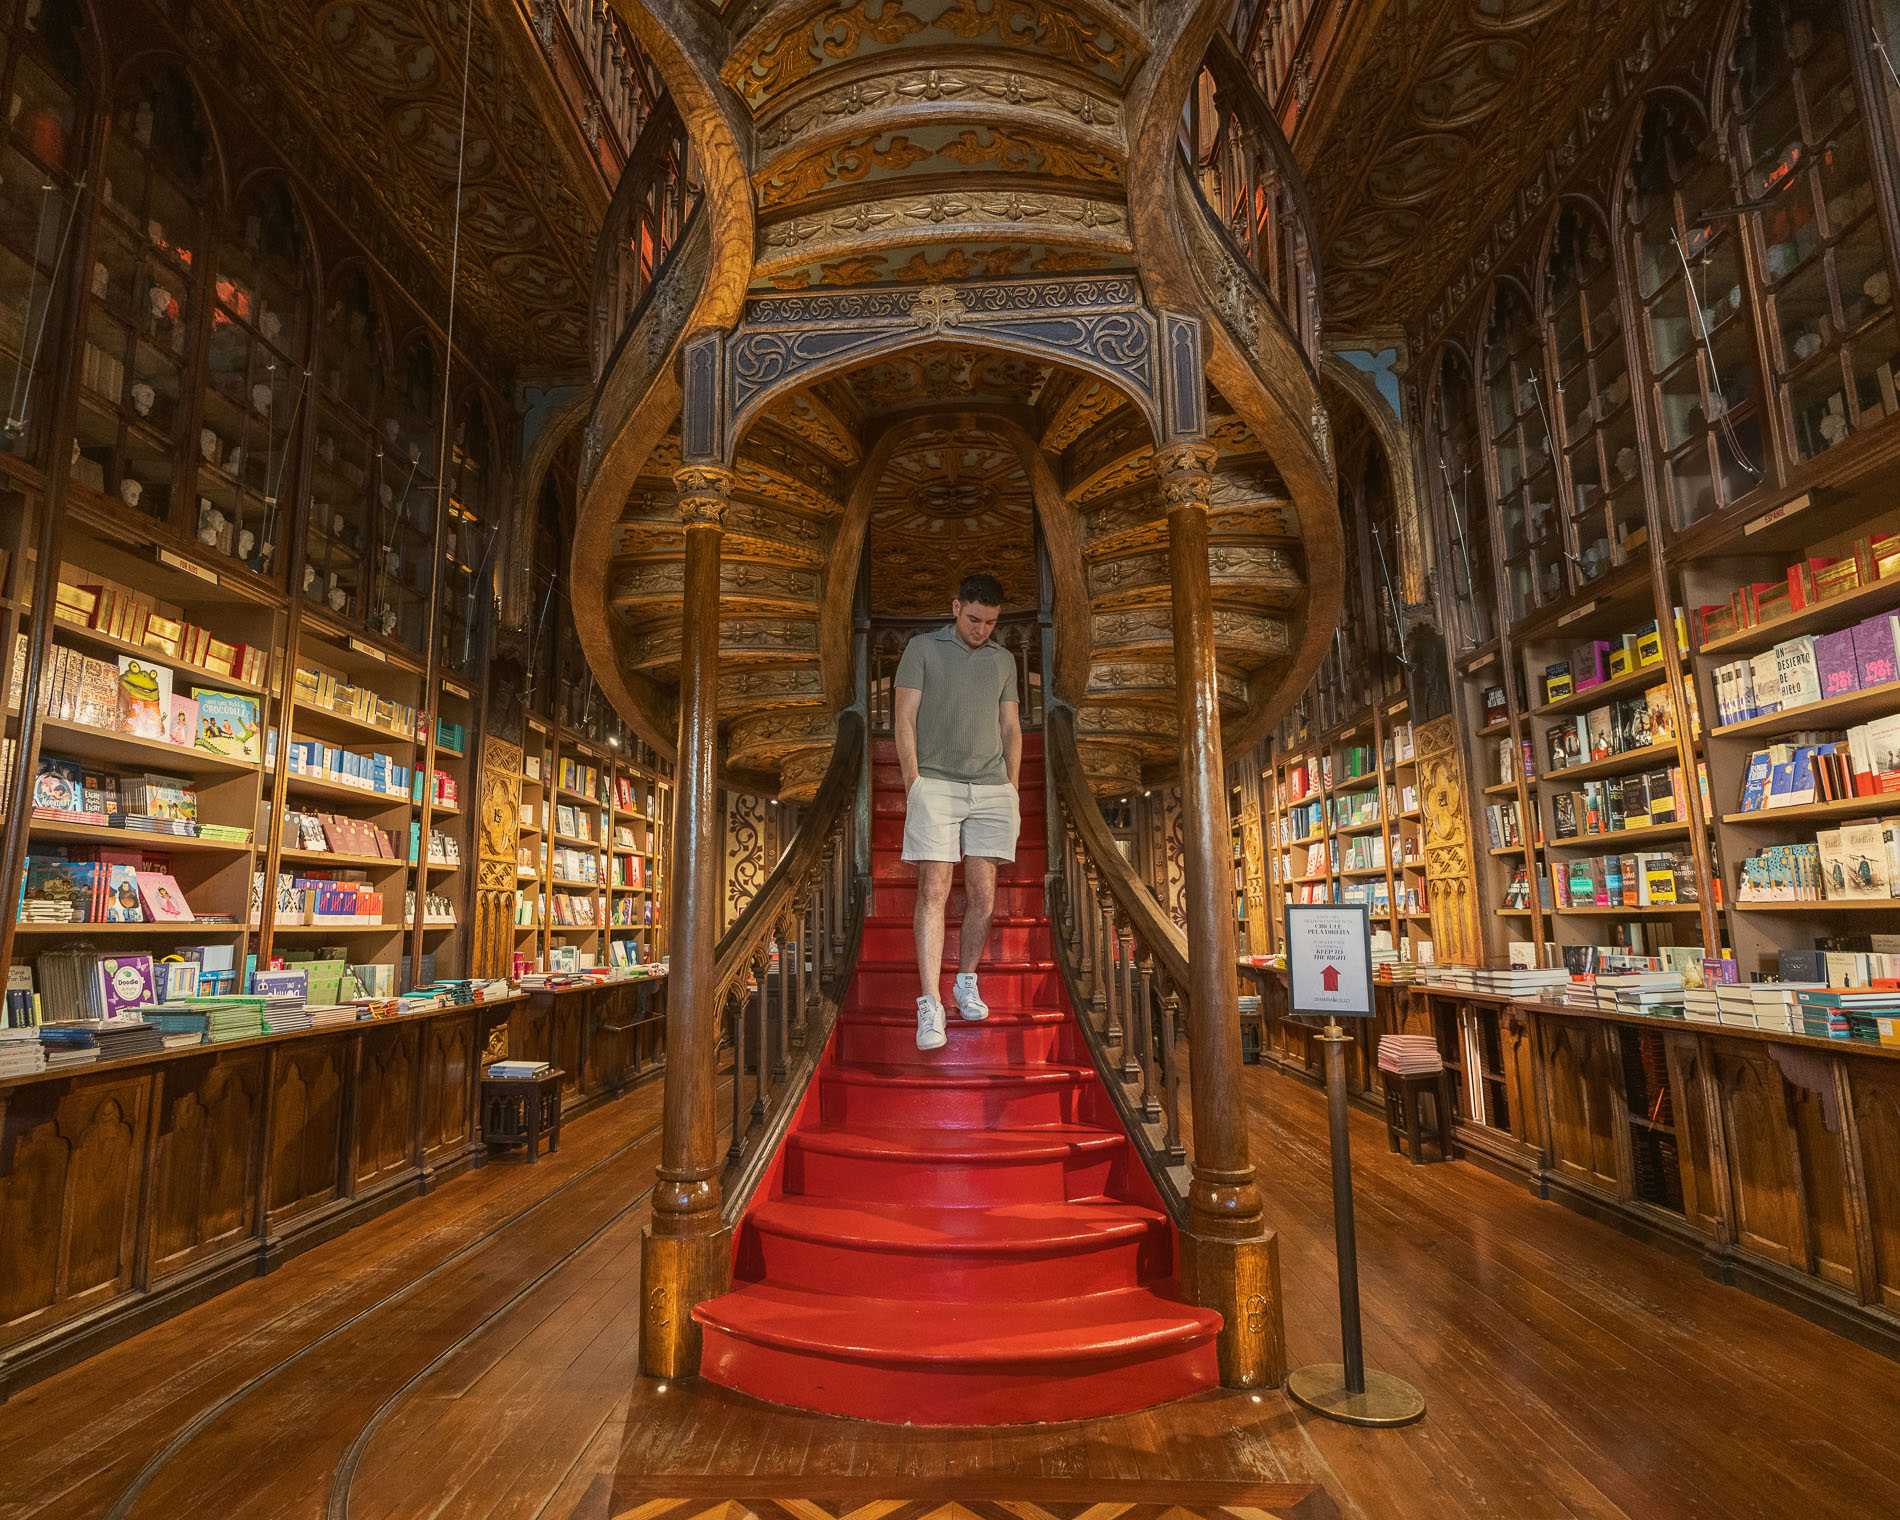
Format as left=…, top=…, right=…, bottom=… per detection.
left=957, top=572, right=1006, bottom=608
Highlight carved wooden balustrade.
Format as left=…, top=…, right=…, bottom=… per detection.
left=865, top=614, right=1046, bottom=737
left=589, top=91, right=697, bottom=384
left=712, top=709, right=867, bottom=1190
left=1044, top=704, right=1195, bottom=1210
left=1186, top=30, right=1323, bottom=369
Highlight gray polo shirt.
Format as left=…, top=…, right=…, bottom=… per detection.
left=895, top=623, right=1019, bottom=784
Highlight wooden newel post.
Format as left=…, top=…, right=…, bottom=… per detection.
left=641, top=462, right=735, bottom=1378
left=1156, top=440, right=1285, bottom=1387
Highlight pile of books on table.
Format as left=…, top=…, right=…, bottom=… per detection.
left=140, top=997, right=269, bottom=1045
left=308, top=1005, right=362, bottom=1030
left=1683, top=986, right=1722, bottom=1025
left=487, top=1060, right=552, bottom=1080
left=1791, top=987, right=1900, bottom=1042
left=262, top=995, right=312, bottom=1035
left=0, top=1027, right=45, bottom=1077
left=82, top=1018, right=166, bottom=1060
left=1594, top=971, right=1686, bottom=1016
left=1562, top=976, right=1601, bottom=1010
left=1473, top=967, right=1569, bottom=998
left=1375, top=1034, right=1443, bottom=1076
left=1425, top=966, right=1479, bottom=992
left=1713, top=982, right=1821, bottom=1031
left=38, top=1025, right=99, bottom=1069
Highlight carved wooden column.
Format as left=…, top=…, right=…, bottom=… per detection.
left=1155, top=440, right=1285, bottom=1387
left=641, top=462, right=735, bottom=1378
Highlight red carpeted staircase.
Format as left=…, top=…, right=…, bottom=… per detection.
left=693, top=733, right=1221, bottom=1424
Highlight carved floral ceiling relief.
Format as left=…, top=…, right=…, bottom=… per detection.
left=209, top=0, right=605, bottom=368
left=1295, top=0, right=1666, bottom=332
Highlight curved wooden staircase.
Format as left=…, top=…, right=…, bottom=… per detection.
left=694, top=732, right=1221, bottom=1424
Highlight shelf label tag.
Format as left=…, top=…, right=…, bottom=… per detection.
left=157, top=548, right=218, bottom=585
left=1745, top=492, right=1811, bottom=535
left=1557, top=600, right=1597, bottom=627
left=347, top=637, right=387, bottom=663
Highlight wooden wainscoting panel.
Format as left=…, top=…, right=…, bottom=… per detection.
left=1850, top=1061, right=1900, bottom=1313
left=354, top=1025, right=422, bottom=1190
left=1716, top=1046, right=1803, bottom=1269
left=422, top=1012, right=478, bottom=1161
left=150, top=1053, right=266, bottom=1279
left=1500, top=1002, right=1541, bottom=1155
left=1787, top=1074, right=1857, bottom=1289
left=1542, top=1015, right=1619, bottom=1195
left=1664, top=1033, right=1722, bottom=1240
left=0, top=1074, right=150, bottom=1349
left=267, top=1037, right=349, bottom=1226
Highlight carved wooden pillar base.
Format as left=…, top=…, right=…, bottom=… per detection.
left=1179, top=1221, right=1286, bottom=1388
left=639, top=1223, right=733, bottom=1378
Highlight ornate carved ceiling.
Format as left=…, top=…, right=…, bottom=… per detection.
left=207, top=0, right=607, bottom=369
left=869, top=427, right=1036, bottom=614
left=1293, top=0, right=1662, bottom=334
left=722, top=0, right=1144, bottom=292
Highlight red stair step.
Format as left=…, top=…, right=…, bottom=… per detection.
left=872, top=848, right=1048, bottom=885
left=821, top=1061, right=1094, bottom=1127
left=836, top=1007, right=1071, bottom=1065
left=737, top=1197, right=1175, bottom=1300
left=851, top=959, right=1061, bottom=1009
left=869, top=881, right=1046, bottom=918
left=860, top=919, right=1051, bottom=963
left=694, top=1281, right=1219, bottom=1425
left=781, top=1123, right=1130, bottom=1206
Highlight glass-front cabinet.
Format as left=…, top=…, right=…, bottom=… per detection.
left=1431, top=346, right=1495, bottom=648
left=201, top=178, right=309, bottom=577
left=76, top=65, right=208, bottom=529
left=1736, top=0, right=1899, bottom=462
left=1484, top=282, right=1563, bottom=620
left=0, top=0, right=88, bottom=466
left=1545, top=202, right=1641, bottom=580
left=1625, top=95, right=1767, bottom=532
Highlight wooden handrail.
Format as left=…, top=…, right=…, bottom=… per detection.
left=713, top=708, right=864, bottom=1005
left=1043, top=702, right=1192, bottom=1203
left=589, top=93, right=695, bottom=383
left=1045, top=705, right=1188, bottom=987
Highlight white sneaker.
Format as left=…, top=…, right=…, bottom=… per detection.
left=915, top=996, right=947, bottom=1051
left=953, top=972, right=989, bottom=1022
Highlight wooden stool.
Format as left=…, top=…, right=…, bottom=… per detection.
left=481, top=1068, right=565, bottom=1161
left=1382, top=1068, right=1455, bottom=1164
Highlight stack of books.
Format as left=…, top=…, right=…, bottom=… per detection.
left=85, top=1019, right=166, bottom=1060
left=307, top=1005, right=361, bottom=1030
left=1791, top=987, right=1896, bottom=1041
left=1473, top=967, right=1569, bottom=998
left=1683, top=986, right=1722, bottom=1024
left=38, top=1025, right=99, bottom=1068
left=1594, top=971, right=1686, bottom=1015
left=1375, top=1034, right=1443, bottom=1076
left=141, top=997, right=269, bottom=1045
left=0, top=1027, right=46, bottom=1077
left=1714, top=982, right=1823, bottom=1031
left=1562, top=976, right=1600, bottom=1009
left=487, top=1060, right=552, bottom=1080
left=262, top=996, right=312, bottom=1034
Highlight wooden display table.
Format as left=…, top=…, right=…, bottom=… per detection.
left=481, top=1068, right=565, bottom=1161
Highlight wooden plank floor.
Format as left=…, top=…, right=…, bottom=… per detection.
left=1, top=1061, right=1896, bottom=1520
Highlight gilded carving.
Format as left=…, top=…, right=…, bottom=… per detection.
left=1412, top=713, right=1480, bottom=965
left=758, top=68, right=1122, bottom=147
left=1151, top=441, right=1220, bottom=514
left=674, top=464, right=736, bottom=527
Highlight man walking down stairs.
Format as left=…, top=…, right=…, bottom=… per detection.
left=891, top=572, right=1024, bottom=1052
left=689, top=619, right=1222, bottom=1423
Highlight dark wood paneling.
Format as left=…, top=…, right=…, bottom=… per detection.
left=1788, top=1079, right=1857, bottom=1290
left=353, top=1026, right=421, bottom=1191
left=1543, top=1015, right=1619, bottom=1196
left=0, top=1075, right=150, bottom=1349
left=150, top=1055, right=265, bottom=1280
left=1851, top=1063, right=1900, bottom=1315
left=1664, top=1034, right=1722, bottom=1241
left=268, top=1037, right=348, bottom=1226
left=1717, top=1047, right=1803, bottom=1270
left=422, top=1014, right=477, bottom=1161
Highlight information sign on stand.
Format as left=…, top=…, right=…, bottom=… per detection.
left=1285, top=905, right=1375, bottom=1021
left=1283, top=903, right=1425, bottom=1428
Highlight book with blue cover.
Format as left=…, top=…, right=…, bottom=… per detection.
left=1739, top=750, right=1773, bottom=812
left=249, top=968, right=309, bottom=1002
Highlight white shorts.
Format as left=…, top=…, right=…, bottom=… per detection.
left=902, top=778, right=1021, bottom=864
